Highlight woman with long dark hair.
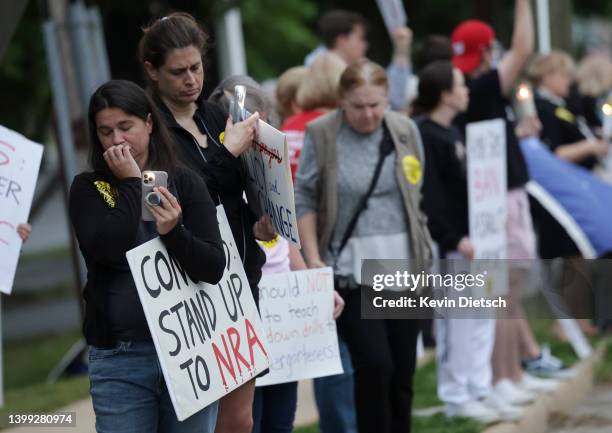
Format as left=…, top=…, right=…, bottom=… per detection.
left=69, top=79, right=225, bottom=433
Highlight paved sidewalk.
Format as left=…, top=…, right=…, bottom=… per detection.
left=2, top=380, right=319, bottom=433
left=548, top=385, right=612, bottom=433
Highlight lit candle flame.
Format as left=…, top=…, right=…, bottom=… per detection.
left=517, top=85, right=531, bottom=100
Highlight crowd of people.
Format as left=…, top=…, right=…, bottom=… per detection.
left=14, top=1, right=611, bottom=432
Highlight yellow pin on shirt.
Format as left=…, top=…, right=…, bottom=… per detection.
left=93, top=180, right=116, bottom=208
left=258, top=234, right=280, bottom=249
left=402, top=155, right=422, bottom=185
left=555, top=107, right=575, bottom=124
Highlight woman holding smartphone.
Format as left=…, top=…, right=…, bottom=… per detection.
left=69, top=80, right=225, bottom=433
left=138, top=13, right=274, bottom=433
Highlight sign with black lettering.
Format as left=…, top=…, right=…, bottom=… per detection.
left=0, top=125, right=43, bottom=294
left=467, top=119, right=508, bottom=296
left=242, top=121, right=301, bottom=249
left=256, top=267, right=342, bottom=387
left=126, top=206, right=270, bottom=421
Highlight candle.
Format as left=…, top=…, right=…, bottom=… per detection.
left=602, top=103, right=612, bottom=143
left=516, top=83, right=537, bottom=119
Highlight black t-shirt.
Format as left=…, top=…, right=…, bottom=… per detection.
left=419, top=118, right=469, bottom=257
left=455, top=69, right=529, bottom=189
left=535, top=94, right=597, bottom=171
left=566, top=83, right=602, bottom=130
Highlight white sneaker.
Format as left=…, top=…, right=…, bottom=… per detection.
left=445, top=400, right=501, bottom=424
left=492, top=379, right=537, bottom=405
left=482, top=392, right=523, bottom=421
left=547, top=366, right=578, bottom=380
left=518, top=373, right=560, bottom=394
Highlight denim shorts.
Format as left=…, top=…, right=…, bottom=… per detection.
left=89, top=340, right=218, bottom=433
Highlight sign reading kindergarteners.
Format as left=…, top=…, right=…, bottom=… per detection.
left=256, top=267, right=342, bottom=386
left=126, top=206, right=269, bottom=421
left=242, top=121, right=301, bottom=249
left=0, top=125, right=43, bottom=294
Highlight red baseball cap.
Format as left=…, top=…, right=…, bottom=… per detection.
left=451, top=20, right=495, bottom=74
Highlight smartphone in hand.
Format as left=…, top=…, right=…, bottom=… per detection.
left=141, top=170, right=168, bottom=221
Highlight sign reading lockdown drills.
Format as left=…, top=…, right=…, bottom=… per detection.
left=126, top=206, right=270, bottom=421
left=256, top=267, right=342, bottom=387
left=0, top=125, right=44, bottom=294
left=466, top=119, right=508, bottom=296
left=231, top=86, right=301, bottom=249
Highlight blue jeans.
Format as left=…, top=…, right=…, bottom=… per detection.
left=252, top=381, right=298, bottom=433
left=313, top=337, right=357, bottom=433
left=89, top=340, right=218, bottom=433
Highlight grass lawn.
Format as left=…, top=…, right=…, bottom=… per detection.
left=595, top=339, right=612, bottom=382
left=0, top=330, right=90, bottom=429
left=0, top=307, right=594, bottom=432
left=294, top=314, right=586, bottom=433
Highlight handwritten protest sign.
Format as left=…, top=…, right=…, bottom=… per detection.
left=242, top=121, right=301, bottom=249
left=126, top=206, right=269, bottom=421
left=256, top=267, right=342, bottom=386
left=467, top=119, right=508, bottom=296
left=0, top=125, right=43, bottom=294
left=375, top=0, right=407, bottom=33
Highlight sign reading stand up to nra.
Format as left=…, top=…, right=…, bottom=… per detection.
left=126, top=206, right=270, bottom=421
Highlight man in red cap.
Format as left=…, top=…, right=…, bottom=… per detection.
left=437, top=0, right=544, bottom=424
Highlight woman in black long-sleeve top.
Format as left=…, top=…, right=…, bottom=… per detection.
left=138, top=13, right=275, bottom=433
left=69, top=80, right=225, bottom=433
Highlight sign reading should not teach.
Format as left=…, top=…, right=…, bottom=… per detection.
left=126, top=206, right=270, bottom=421
left=256, top=267, right=342, bottom=387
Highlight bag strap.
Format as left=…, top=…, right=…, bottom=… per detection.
left=332, top=125, right=395, bottom=262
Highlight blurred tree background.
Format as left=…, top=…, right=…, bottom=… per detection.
left=1, top=0, right=610, bottom=140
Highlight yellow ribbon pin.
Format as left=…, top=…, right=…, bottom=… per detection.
left=555, top=107, right=575, bottom=124
left=94, top=181, right=116, bottom=208
left=402, top=155, right=422, bottom=185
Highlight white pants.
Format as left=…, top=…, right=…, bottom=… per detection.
left=435, top=252, right=496, bottom=405
left=436, top=317, right=495, bottom=404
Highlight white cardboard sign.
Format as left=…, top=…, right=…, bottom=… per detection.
left=0, top=125, right=44, bottom=294
left=375, top=0, right=408, bottom=33
left=242, top=121, right=301, bottom=249
left=126, top=206, right=270, bottom=421
left=467, top=119, right=508, bottom=296
left=256, top=267, right=342, bottom=386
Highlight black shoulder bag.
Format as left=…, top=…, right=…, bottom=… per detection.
left=332, top=126, right=395, bottom=286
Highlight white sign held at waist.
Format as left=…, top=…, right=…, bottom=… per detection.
left=126, top=206, right=270, bottom=421
left=256, top=267, right=342, bottom=386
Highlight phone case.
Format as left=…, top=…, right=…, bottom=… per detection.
left=141, top=170, right=168, bottom=221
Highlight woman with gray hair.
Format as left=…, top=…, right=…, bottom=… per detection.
left=208, top=74, right=345, bottom=433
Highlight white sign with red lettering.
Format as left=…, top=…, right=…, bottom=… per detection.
left=0, top=125, right=43, bottom=294
left=467, top=119, right=508, bottom=296
left=242, top=121, right=301, bottom=249
left=126, top=206, right=270, bottom=421
left=256, top=267, right=342, bottom=386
